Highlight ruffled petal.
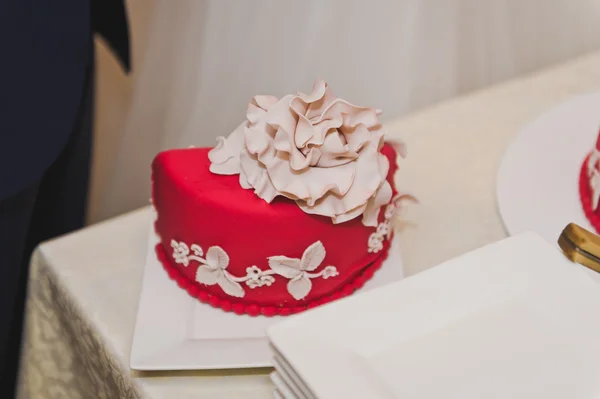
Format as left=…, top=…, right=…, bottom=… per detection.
left=245, top=123, right=273, bottom=157
left=273, top=126, right=294, bottom=153
left=297, top=133, right=386, bottom=221
left=266, top=154, right=309, bottom=200
left=332, top=203, right=368, bottom=224
left=265, top=94, right=298, bottom=138
left=239, top=169, right=252, bottom=189
left=246, top=95, right=278, bottom=124
left=342, top=122, right=371, bottom=153
left=306, top=85, right=337, bottom=121
left=315, top=130, right=358, bottom=167
left=305, top=147, right=322, bottom=167
left=293, top=113, right=315, bottom=148
left=336, top=135, right=388, bottom=210
left=272, top=127, right=313, bottom=171
left=239, top=150, right=280, bottom=202
left=208, top=122, right=247, bottom=175
left=245, top=95, right=284, bottom=157
left=256, top=143, right=277, bottom=168
left=289, top=149, right=311, bottom=171
left=290, top=80, right=339, bottom=147
left=253, top=95, right=279, bottom=111
left=267, top=154, right=355, bottom=202
left=331, top=100, right=381, bottom=130
left=208, top=137, right=233, bottom=164
left=298, top=196, right=367, bottom=224
left=209, top=156, right=242, bottom=175
left=305, top=114, right=344, bottom=148
left=362, top=180, right=393, bottom=227
left=290, top=96, right=308, bottom=120
left=295, top=79, right=337, bottom=121
left=295, top=78, right=327, bottom=105
left=320, top=130, right=347, bottom=154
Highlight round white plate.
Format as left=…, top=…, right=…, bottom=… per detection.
left=497, top=90, right=600, bottom=245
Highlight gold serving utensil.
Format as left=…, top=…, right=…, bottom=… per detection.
left=558, top=223, right=600, bottom=273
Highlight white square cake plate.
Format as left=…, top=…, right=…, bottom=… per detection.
left=130, top=214, right=404, bottom=370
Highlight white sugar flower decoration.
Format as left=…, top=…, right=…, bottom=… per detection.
left=208, top=79, right=398, bottom=227
left=321, top=266, right=338, bottom=279
left=172, top=239, right=338, bottom=299
left=195, top=246, right=245, bottom=298
left=268, top=241, right=337, bottom=300
left=171, top=241, right=190, bottom=266
left=246, top=265, right=263, bottom=281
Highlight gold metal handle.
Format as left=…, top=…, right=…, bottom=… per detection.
left=558, top=223, right=600, bottom=273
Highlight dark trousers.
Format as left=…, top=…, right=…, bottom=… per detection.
left=0, top=59, right=94, bottom=397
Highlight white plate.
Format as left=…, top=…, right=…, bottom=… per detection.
left=270, top=349, right=315, bottom=399
left=497, top=90, right=600, bottom=244
left=270, top=371, right=300, bottom=399
left=130, top=214, right=405, bottom=370
left=268, top=233, right=600, bottom=399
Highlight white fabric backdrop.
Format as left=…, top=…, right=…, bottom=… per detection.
left=88, top=0, right=600, bottom=224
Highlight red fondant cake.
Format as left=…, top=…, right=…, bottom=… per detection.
left=580, top=130, right=600, bottom=233
left=152, top=79, right=411, bottom=316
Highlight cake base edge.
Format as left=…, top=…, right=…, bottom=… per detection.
left=155, top=237, right=392, bottom=317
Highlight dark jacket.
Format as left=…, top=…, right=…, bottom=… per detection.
left=0, top=0, right=130, bottom=200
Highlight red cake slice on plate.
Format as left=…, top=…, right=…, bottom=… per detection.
left=152, top=79, right=412, bottom=316
left=580, top=129, right=600, bottom=232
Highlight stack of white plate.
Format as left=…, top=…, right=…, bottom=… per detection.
left=267, top=233, right=600, bottom=399
left=270, top=347, right=315, bottom=399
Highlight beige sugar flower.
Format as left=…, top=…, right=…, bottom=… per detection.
left=209, top=79, right=394, bottom=226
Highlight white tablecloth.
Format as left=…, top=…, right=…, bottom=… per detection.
left=17, top=51, right=600, bottom=399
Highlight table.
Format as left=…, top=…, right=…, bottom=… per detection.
left=17, top=51, right=600, bottom=399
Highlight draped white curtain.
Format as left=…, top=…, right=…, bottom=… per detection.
left=88, top=0, right=600, bottom=223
